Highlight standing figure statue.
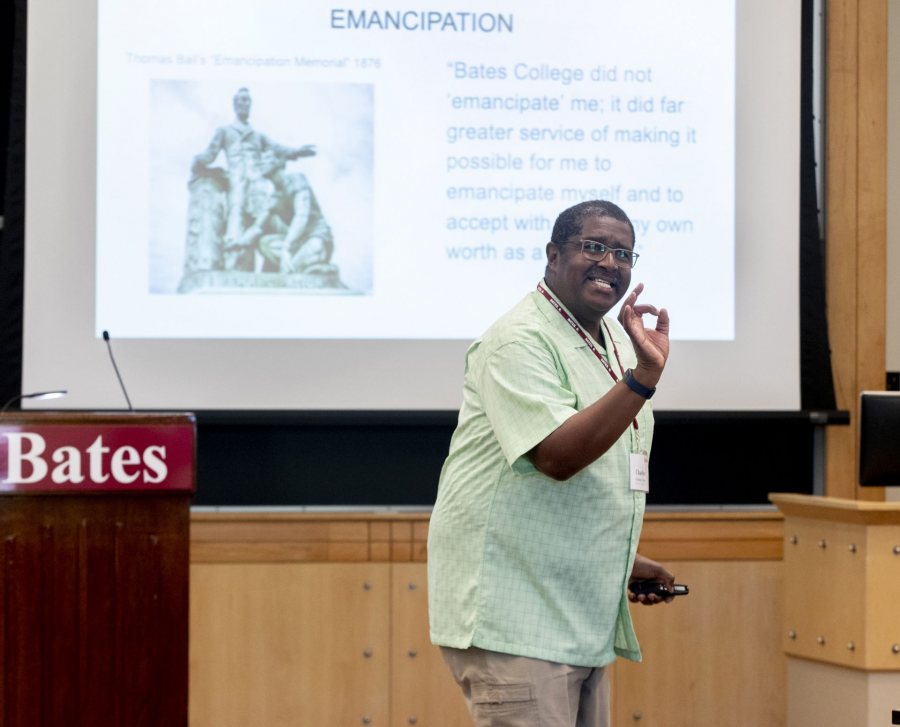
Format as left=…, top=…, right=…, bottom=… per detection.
left=190, top=87, right=316, bottom=268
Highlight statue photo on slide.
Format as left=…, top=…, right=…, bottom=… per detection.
left=178, top=87, right=343, bottom=292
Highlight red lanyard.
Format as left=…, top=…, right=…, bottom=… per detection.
left=537, top=281, right=640, bottom=431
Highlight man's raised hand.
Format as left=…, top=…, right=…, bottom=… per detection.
left=618, top=283, right=670, bottom=384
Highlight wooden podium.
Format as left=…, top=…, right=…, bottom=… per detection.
left=770, top=494, right=900, bottom=727
left=0, top=412, right=195, bottom=727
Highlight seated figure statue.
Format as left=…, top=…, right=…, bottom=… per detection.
left=241, top=151, right=336, bottom=275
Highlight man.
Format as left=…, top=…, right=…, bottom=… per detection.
left=191, top=88, right=316, bottom=253
left=428, top=200, right=676, bottom=727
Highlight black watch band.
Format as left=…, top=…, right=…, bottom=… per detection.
left=623, top=368, right=656, bottom=399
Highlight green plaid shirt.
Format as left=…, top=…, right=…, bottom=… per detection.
left=428, top=286, right=653, bottom=667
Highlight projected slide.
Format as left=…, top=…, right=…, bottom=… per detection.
left=96, top=0, right=734, bottom=340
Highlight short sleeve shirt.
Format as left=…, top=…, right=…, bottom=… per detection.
left=427, top=285, right=653, bottom=667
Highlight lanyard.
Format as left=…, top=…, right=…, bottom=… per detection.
left=537, top=281, right=642, bottom=438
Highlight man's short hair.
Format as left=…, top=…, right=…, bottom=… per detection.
left=550, top=200, right=635, bottom=245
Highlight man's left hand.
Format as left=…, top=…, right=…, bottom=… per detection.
left=618, top=283, right=669, bottom=386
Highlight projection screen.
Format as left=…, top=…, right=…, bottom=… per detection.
left=22, top=0, right=800, bottom=411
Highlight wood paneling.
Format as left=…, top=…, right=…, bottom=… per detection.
left=190, top=511, right=429, bottom=563
left=189, top=511, right=786, bottom=727
left=857, top=0, right=888, bottom=386
left=189, top=562, right=390, bottom=727
left=636, top=510, right=784, bottom=560
left=825, top=0, right=888, bottom=500
left=773, top=494, right=900, bottom=670
left=0, top=495, right=190, bottom=727
left=612, top=560, right=785, bottom=727
left=391, top=563, right=471, bottom=727
left=774, top=496, right=900, bottom=726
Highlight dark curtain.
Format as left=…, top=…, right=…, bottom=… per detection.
left=0, top=0, right=26, bottom=408
left=799, top=0, right=837, bottom=410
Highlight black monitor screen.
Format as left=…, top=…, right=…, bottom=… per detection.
left=859, top=392, right=900, bottom=486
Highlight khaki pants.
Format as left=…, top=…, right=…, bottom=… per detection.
left=440, top=646, right=610, bottom=727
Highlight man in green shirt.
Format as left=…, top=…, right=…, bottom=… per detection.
left=428, top=200, right=677, bottom=727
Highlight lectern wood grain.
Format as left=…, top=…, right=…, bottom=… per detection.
left=0, top=496, right=189, bottom=727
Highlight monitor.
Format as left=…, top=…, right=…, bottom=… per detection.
left=858, top=391, right=900, bottom=486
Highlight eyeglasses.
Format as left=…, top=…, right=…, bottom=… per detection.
left=557, top=240, right=640, bottom=268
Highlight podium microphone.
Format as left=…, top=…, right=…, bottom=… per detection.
left=1, top=389, right=68, bottom=414
left=102, top=330, right=134, bottom=411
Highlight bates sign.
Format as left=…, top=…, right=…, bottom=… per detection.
left=0, top=420, right=195, bottom=493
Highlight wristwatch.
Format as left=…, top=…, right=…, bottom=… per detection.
left=623, top=368, right=656, bottom=399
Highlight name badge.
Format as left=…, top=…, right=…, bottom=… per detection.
left=629, top=452, right=649, bottom=492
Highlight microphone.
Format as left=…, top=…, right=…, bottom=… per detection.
left=102, top=330, right=134, bottom=411
left=1, top=389, right=68, bottom=414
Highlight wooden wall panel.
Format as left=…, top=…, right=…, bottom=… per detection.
left=825, top=0, right=888, bottom=500
left=188, top=512, right=785, bottom=726
left=391, top=563, right=471, bottom=727
left=189, top=562, right=390, bottom=727
left=611, top=560, right=785, bottom=727
left=190, top=511, right=428, bottom=563
left=826, top=0, right=861, bottom=500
